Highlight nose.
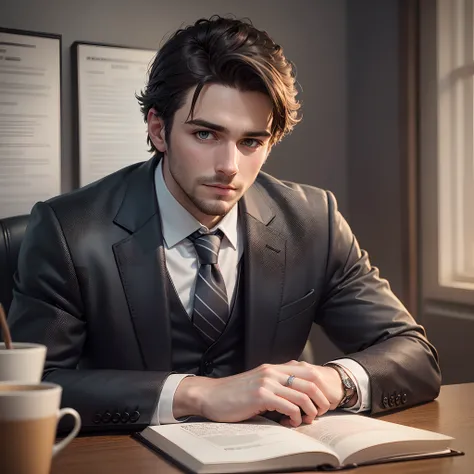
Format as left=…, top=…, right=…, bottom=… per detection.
left=216, top=143, right=239, bottom=176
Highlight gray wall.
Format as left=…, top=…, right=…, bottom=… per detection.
left=1, top=0, right=409, bottom=360
left=346, top=0, right=404, bottom=301
left=0, top=0, right=348, bottom=215
left=310, top=0, right=406, bottom=363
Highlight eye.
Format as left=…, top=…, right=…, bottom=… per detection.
left=195, top=130, right=215, bottom=140
left=241, top=138, right=262, bottom=148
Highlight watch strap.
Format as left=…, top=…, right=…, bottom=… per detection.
left=326, top=363, right=357, bottom=408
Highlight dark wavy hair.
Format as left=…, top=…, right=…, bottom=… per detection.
left=137, top=15, right=301, bottom=155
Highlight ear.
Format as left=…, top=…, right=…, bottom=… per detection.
left=147, top=108, right=167, bottom=153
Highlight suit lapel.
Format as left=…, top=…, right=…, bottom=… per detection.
left=111, top=160, right=287, bottom=372
left=113, top=157, right=172, bottom=371
left=241, top=183, right=286, bottom=370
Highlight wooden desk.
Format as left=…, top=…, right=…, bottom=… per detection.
left=52, top=383, right=473, bottom=474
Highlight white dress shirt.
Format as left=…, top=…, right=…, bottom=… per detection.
left=152, top=161, right=370, bottom=424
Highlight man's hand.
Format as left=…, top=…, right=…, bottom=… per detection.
left=173, top=360, right=348, bottom=427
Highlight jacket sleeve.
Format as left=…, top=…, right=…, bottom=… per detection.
left=317, top=191, right=441, bottom=414
left=8, top=202, right=170, bottom=433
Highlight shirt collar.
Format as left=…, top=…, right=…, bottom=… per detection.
left=154, top=160, right=239, bottom=250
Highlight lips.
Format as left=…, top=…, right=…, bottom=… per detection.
left=208, top=184, right=236, bottom=190
left=204, top=184, right=237, bottom=196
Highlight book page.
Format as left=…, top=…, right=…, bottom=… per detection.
left=295, top=413, right=453, bottom=464
left=147, top=417, right=338, bottom=465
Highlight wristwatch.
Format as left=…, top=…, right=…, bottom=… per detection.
left=326, top=363, right=357, bottom=408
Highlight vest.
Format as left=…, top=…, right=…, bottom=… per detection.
left=167, top=264, right=245, bottom=377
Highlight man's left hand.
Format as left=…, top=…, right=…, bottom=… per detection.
left=278, top=360, right=356, bottom=425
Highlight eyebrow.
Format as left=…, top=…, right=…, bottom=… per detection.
left=185, top=118, right=272, bottom=138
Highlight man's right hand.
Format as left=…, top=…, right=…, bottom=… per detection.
left=173, top=361, right=345, bottom=427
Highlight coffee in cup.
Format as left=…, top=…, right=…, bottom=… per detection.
left=0, top=382, right=81, bottom=474
left=0, top=342, right=46, bottom=382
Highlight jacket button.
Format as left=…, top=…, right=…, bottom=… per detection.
left=389, top=394, right=395, bottom=407
left=395, top=394, right=401, bottom=406
left=112, top=412, right=121, bottom=423
left=130, top=410, right=140, bottom=423
left=92, top=413, right=102, bottom=424
left=102, top=411, right=112, bottom=423
left=121, top=412, right=130, bottom=423
left=402, top=393, right=408, bottom=404
left=382, top=396, right=389, bottom=408
left=204, top=360, right=214, bottom=375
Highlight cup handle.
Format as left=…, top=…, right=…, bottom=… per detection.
left=52, top=408, right=82, bottom=457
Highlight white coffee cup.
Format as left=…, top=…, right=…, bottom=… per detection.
left=0, top=382, right=81, bottom=474
left=0, top=342, right=46, bottom=382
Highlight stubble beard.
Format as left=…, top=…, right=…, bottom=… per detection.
left=168, top=161, right=238, bottom=219
left=191, top=195, right=230, bottom=218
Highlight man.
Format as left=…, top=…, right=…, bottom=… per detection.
left=9, top=16, right=440, bottom=433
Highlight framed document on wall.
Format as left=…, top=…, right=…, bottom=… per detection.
left=0, top=27, right=61, bottom=219
left=72, top=42, right=156, bottom=187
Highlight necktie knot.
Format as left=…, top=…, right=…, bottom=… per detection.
left=189, top=229, right=224, bottom=265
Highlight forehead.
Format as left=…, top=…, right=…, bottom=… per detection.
left=176, top=84, right=273, bottom=133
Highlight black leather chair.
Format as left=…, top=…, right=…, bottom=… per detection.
left=0, top=215, right=30, bottom=314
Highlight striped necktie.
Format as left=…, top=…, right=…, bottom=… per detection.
left=189, top=229, right=229, bottom=344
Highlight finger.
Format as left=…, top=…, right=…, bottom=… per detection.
left=277, top=363, right=339, bottom=408
left=279, top=416, right=293, bottom=428
left=279, top=372, right=331, bottom=418
left=290, top=378, right=331, bottom=416
left=258, top=388, right=303, bottom=427
left=279, top=374, right=317, bottom=423
left=275, top=384, right=318, bottom=423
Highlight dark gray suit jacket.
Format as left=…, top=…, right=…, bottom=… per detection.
left=8, top=156, right=441, bottom=432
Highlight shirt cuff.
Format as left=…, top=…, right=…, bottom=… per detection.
left=151, top=374, right=195, bottom=425
left=328, top=358, right=371, bottom=412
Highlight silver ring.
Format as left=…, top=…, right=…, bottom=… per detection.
left=285, top=375, right=296, bottom=387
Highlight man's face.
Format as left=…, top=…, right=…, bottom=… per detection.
left=148, top=84, right=273, bottom=228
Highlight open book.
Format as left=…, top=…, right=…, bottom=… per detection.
left=135, top=413, right=460, bottom=473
